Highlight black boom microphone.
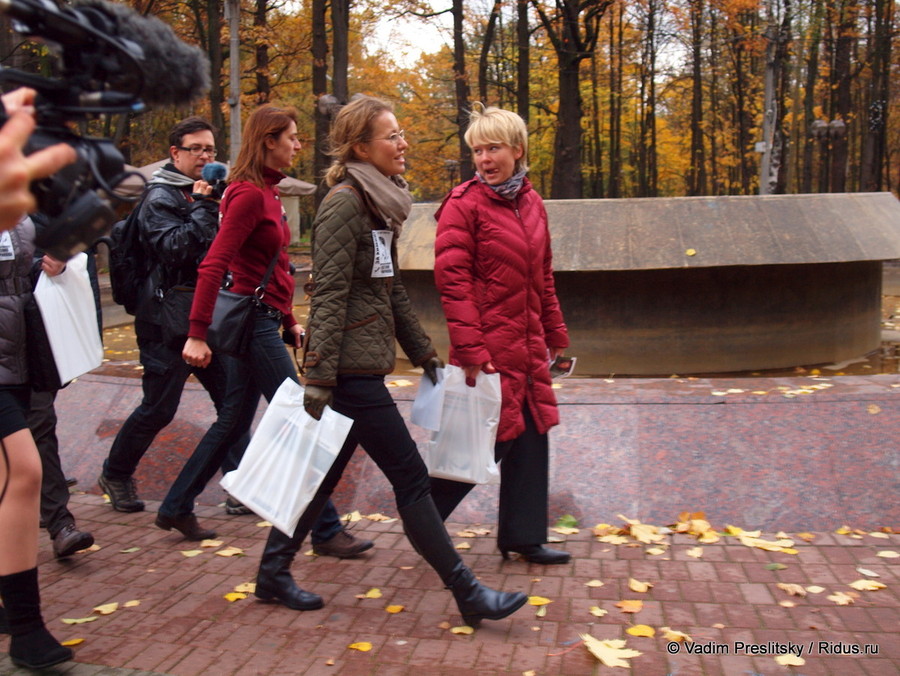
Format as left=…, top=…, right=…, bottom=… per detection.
left=0, top=0, right=211, bottom=259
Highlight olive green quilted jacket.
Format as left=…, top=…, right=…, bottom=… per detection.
left=302, top=184, right=436, bottom=386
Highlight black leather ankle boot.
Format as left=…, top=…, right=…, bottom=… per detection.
left=399, top=496, right=527, bottom=626
left=0, top=568, right=72, bottom=669
left=255, top=528, right=323, bottom=611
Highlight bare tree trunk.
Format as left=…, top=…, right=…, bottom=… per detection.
left=312, top=0, right=330, bottom=203
left=205, top=0, right=226, bottom=150
left=254, top=0, right=270, bottom=104
left=688, top=0, right=706, bottom=195
left=607, top=8, right=619, bottom=198
left=478, top=0, right=502, bottom=103
left=801, top=0, right=823, bottom=192
left=860, top=0, right=892, bottom=190
left=516, top=0, right=530, bottom=122
left=332, top=0, right=350, bottom=103
left=829, top=0, right=856, bottom=192
left=453, top=0, right=474, bottom=180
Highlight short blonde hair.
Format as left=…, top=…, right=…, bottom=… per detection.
left=464, top=103, right=529, bottom=173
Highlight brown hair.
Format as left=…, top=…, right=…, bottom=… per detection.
left=229, top=104, right=298, bottom=187
left=324, top=95, right=394, bottom=186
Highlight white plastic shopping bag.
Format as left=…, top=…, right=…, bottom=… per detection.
left=33, top=252, right=103, bottom=383
left=410, top=366, right=445, bottom=432
left=420, top=364, right=501, bottom=485
left=221, top=378, right=354, bottom=535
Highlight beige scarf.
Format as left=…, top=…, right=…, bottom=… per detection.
left=345, top=161, right=412, bottom=236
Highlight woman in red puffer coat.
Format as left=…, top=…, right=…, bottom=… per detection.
left=432, top=104, right=570, bottom=565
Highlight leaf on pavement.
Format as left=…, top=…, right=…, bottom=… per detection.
left=200, top=539, right=223, bottom=548
left=628, top=578, right=653, bottom=593
left=347, top=641, right=373, bottom=651
left=826, top=591, right=855, bottom=605
left=555, top=514, right=579, bottom=529
left=686, top=547, right=704, bottom=558
left=580, top=634, right=642, bottom=668
left=93, top=602, right=118, bottom=615
left=615, top=599, right=643, bottom=614
left=625, top=624, right=655, bottom=637
left=180, top=550, right=203, bottom=558
left=216, top=546, right=244, bottom=557
left=450, top=625, right=474, bottom=634
left=234, top=582, right=256, bottom=593
left=256, top=521, right=273, bottom=528
left=660, top=627, right=692, bottom=643
left=876, top=551, right=899, bottom=558
left=119, top=547, right=140, bottom=554
left=856, top=567, right=879, bottom=578
left=385, top=604, right=404, bottom=614
left=645, top=547, right=667, bottom=556
left=454, top=541, right=471, bottom=550
left=223, top=592, right=247, bottom=602
left=848, top=579, right=886, bottom=591
left=585, top=579, right=605, bottom=587
left=589, top=606, right=608, bottom=617
left=528, top=596, right=553, bottom=606
left=60, top=638, right=85, bottom=646
left=356, top=588, right=383, bottom=599
left=776, top=583, right=807, bottom=597
left=123, top=600, right=141, bottom=608
left=61, top=616, right=98, bottom=625
left=765, top=563, right=787, bottom=571
left=775, top=654, right=805, bottom=666
left=552, top=526, right=579, bottom=535
left=805, top=586, right=825, bottom=594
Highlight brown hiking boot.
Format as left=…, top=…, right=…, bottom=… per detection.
left=312, top=529, right=373, bottom=559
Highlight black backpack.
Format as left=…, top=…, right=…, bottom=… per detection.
left=103, top=184, right=188, bottom=315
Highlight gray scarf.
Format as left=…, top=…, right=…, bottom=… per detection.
left=147, top=164, right=195, bottom=188
left=345, top=161, right=412, bottom=235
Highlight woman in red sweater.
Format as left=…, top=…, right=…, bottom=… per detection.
left=432, top=104, right=571, bottom=565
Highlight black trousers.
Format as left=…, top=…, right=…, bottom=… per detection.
left=27, top=389, right=73, bottom=537
left=429, top=404, right=550, bottom=550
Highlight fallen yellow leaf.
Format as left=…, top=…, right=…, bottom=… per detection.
left=200, top=539, right=223, bottom=548
left=779, top=600, right=796, bottom=608
left=123, top=600, right=141, bottom=608
left=625, top=624, right=655, bottom=637
left=589, top=606, right=608, bottom=617
left=805, top=586, right=825, bottom=594
left=551, top=526, right=579, bottom=535
left=535, top=605, right=547, bottom=617
left=628, top=578, right=653, bottom=593
left=119, top=547, right=140, bottom=554
left=685, top=248, right=697, bottom=256
left=385, top=605, right=404, bottom=614
left=615, top=599, right=643, bottom=614
left=856, top=567, right=880, bottom=578
left=660, top=626, right=692, bottom=643
left=528, top=596, right=553, bottom=606
left=868, top=531, right=890, bottom=539
left=580, top=634, right=643, bottom=668
left=357, top=588, right=382, bottom=599
left=216, top=546, right=244, bottom=557
left=223, top=592, right=247, bottom=602
left=234, top=582, right=256, bottom=593
left=827, top=591, right=855, bottom=605
left=363, top=512, right=395, bottom=522
left=60, top=638, right=85, bottom=646
left=776, top=583, right=807, bottom=597
left=450, top=625, right=474, bottom=634
left=775, top=654, right=805, bottom=666
left=848, top=579, right=887, bottom=591
left=256, top=520, right=273, bottom=528
left=92, top=602, right=118, bottom=615
left=796, top=532, right=816, bottom=542
left=867, top=404, right=881, bottom=415
left=180, top=550, right=203, bottom=558
left=454, top=541, right=471, bottom=550
left=585, top=579, right=605, bottom=588
left=686, top=547, right=703, bottom=558
left=597, top=534, right=629, bottom=545
left=876, top=551, right=899, bottom=558
left=61, top=617, right=98, bottom=625
left=645, top=547, right=667, bottom=556
left=347, top=641, right=372, bottom=651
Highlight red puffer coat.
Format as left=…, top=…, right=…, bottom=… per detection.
left=434, top=177, right=569, bottom=442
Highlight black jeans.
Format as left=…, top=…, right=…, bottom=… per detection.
left=429, top=404, right=550, bottom=550
left=158, top=310, right=342, bottom=543
left=27, top=389, right=73, bottom=537
left=279, top=375, right=432, bottom=547
left=103, top=320, right=246, bottom=481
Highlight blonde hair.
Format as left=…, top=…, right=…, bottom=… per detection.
left=464, top=103, right=529, bottom=173
left=325, top=95, right=394, bottom=186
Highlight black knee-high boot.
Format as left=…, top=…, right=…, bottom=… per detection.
left=255, top=527, right=324, bottom=610
left=0, top=568, right=72, bottom=669
left=398, top=496, right=527, bottom=626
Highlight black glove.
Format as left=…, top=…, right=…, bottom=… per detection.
left=304, top=384, right=333, bottom=421
left=421, top=356, right=444, bottom=385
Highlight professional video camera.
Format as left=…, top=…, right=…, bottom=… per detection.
left=0, top=0, right=210, bottom=259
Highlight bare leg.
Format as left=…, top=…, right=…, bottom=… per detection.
left=0, top=429, right=40, bottom=575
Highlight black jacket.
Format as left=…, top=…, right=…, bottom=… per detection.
left=134, top=166, right=220, bottom=325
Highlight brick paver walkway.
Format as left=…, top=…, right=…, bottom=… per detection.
left=1, top=493, right=897, bottom=675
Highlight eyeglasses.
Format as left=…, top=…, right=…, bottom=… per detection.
left=178, top=145, right=217, bottom=158
left=370, top=130, right=406, bottom=145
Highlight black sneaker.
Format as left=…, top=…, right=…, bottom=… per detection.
left=98, top=473, right=145, bottom=513
left=224, top=495, right=254, bottom=516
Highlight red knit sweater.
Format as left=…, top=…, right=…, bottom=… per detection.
left=188, top=167, right=297, bottom=341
